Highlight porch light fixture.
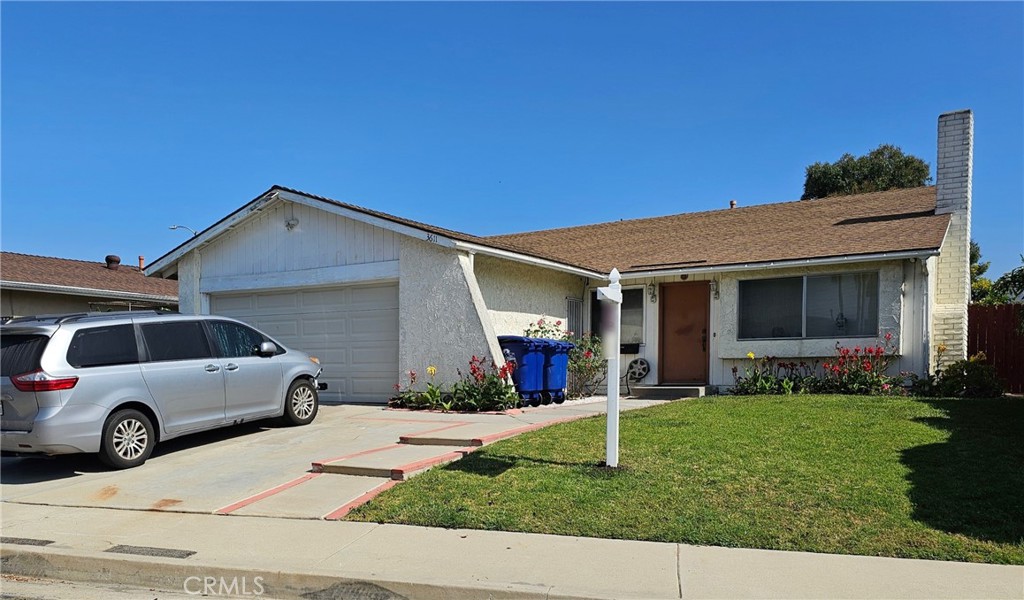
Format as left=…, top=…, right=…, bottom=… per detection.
left=710, top=280, right=720, bottom=299
left=285, top=218, right=300, bottom=231
left=647, top=283, right=657, bottom=304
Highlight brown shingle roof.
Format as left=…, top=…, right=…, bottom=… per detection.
left=486, top=186, right=950, bottom=274
left=1, top=252, right=178, bottom=299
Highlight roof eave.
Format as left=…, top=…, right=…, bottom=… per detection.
left=1, top=280, right=178, bottom=303
left=617, top=248, right=942, bottom=280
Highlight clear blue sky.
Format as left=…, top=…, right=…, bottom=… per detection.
left=2, top=2, right=1022, bottom=277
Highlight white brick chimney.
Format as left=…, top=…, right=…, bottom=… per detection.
left=931, top=109, right=973, bottom=369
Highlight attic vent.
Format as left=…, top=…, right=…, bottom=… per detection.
left=105, top=255, right=121, bottom=270
left=729, top=200, right=737, bottom=209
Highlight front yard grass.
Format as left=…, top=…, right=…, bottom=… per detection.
left=346, top=395, right=1024, bottom=564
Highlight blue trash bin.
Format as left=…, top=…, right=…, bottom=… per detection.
left=540, top=339, right=575, bottom=404
left=497, top=336, right=545, bottom=405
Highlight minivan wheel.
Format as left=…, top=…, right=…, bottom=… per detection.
left=100, top=409, right=155, bottom=469
left=282, top=380, right=318, bottom=426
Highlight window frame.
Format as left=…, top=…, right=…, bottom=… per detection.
left=737, top=271, right=881, bottom=341
left=589, top=285, right=646, bottom=345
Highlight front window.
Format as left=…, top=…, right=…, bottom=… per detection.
left=209, top=321, right=267, bottom=358
left=590, top=288, right=644, bottom=344
left=738, top=272, right=879, bottom=340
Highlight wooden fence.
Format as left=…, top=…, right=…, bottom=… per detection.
left=968, top=304, right=1023, bottom=394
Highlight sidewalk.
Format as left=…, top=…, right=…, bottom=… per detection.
left=2, top=502, right=1020, bottom=600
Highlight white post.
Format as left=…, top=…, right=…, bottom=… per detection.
left=597, top=268, right=623, bottom=468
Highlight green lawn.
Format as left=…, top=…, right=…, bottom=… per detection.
left=346, top=395, right=1024, bottom=564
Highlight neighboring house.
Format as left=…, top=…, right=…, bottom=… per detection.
left=1, top=253, right=179, bottom=320
left=145, top=110, right=972, bottom=403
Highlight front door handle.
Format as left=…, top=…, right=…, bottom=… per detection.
left=701, top=329, right=707, bottom=353
left=205, top=364, right=221, bottom=373
left=225, top=363, right=239, bottom=372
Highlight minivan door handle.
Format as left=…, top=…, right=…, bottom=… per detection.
left=205, top=364, right=221, bottom=373
left=224, top=363, right=239, bottom=372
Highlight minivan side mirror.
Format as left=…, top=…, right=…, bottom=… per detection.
left=257, top=341, right=278, bottom=357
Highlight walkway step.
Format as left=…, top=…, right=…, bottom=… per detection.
left=313, top=444, right=473, bottom=480
left=631, top=385, right=705, bottom=400
left=226, top=474, right=390, bottom=519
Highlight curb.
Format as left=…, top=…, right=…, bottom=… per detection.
left=0, top=546, right=598, bottom=600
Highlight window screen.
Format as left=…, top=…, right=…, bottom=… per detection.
left=590, top=288, right=644, bottom=344
left=67, top=325, right=139, bottom=368
left=209, top=321, right=265, bottom=358
left=1, top=334, right=49, bottom=375
left=140, top=321, right=212, bottom=362
left=806, top=273, right=879, bottom=337
left=738, top=277, right=803, bottom=339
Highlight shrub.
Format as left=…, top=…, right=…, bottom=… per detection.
left=908, top=352, right=1004, bottom=398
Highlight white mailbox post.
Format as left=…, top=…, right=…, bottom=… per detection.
left=596, top=268, right=622, bottom=468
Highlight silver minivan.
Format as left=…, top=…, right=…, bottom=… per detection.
left=1, top=311, right=325, bottom=468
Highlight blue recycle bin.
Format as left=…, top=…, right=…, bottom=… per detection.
left=497, top=336, right=545, bottom=404
left=541, top=339, right=575, bottom=404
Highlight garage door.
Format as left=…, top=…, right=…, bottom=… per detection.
left=211, top=284, right=398, bottom=404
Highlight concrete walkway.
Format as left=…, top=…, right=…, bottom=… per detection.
left=2, top=502, right=1020, bottom=600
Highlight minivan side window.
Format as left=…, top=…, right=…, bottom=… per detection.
left=67, top=325, right=139, bottom=368
left=140, top=321, right=213, bottom=362
left=209, top=321, right=266, bottom=358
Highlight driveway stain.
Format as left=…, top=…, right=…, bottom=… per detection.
left=150, top=499, right=183, bottom=510
left=92, top=485, right=118, bottom=501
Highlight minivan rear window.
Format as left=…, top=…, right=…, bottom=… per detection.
left=1, top=334, right=49, bottom=376
left=67, top=325, right=140, bottom=368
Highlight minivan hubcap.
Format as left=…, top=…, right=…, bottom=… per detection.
left=113, top=419, right=148, bottom=460
left=291, top=386, right=315, bottom=419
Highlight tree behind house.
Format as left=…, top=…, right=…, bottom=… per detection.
left=801, top=144, right=931, bottom=200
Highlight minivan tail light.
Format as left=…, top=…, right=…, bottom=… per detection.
left=11, top=370, right=79, bottom=392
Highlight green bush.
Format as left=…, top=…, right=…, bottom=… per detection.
left=910, top=353, right=1004, bottom=398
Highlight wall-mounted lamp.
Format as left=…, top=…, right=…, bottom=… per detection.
left=709, top=280, right=720, bottom=299
left=647, top=283, right=658, bottom=304
left=285, top=218, right=300, bottom=231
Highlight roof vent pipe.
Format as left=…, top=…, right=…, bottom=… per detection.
left=729, top=200, right=737, bottom=209
left=105, top=255, right=121, bottom=270
left=138, top=255, right=145, bottom=270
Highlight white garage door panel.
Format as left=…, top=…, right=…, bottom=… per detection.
left=210, top=283, right=398, bottom=404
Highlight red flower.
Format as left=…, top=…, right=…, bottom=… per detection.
left=555, top=320, right=562, bottom=326
left=823, top=362, right=832, bottom=369
left=832, top=366, right=841, bottom=373
left=862, top=361, right=872, bottom=371
left=584, top=350, right=593, bottom=359
left=854, top=346, right=861, bottom=354
left=876, top=346, right=884, bottom=356
left=884, top=332, right=893, bottom=341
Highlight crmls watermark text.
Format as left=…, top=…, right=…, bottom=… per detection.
left=183, top=576, right=265, bottom=596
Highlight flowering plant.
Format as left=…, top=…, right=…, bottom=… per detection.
left=523, top=316, right=606, bottom=399
left=389, top=357, right=518, bottom=412
left=732, top=332, right=905, bottom=396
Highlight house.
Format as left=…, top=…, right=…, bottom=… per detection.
left=1, top=252, right=179, bottom=320
left=145, top=110, right=972, bottom=403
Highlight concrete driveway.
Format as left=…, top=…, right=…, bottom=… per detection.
left=1, top=399, right=660, bottom=521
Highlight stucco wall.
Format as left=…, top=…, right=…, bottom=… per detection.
left=1, top=290, right=178, bottom=318
left=474, top=255, right=585, bottom=336
left=398, top=238, right=501, bottom=387
left=176, top=253, right=200, bottom=315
